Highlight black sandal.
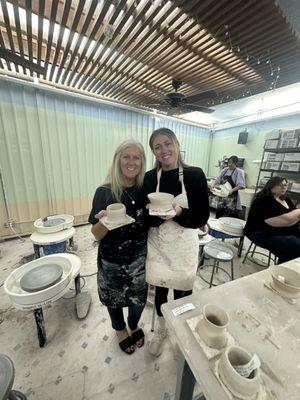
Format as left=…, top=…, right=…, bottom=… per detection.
left=131, top=328, right=145, bottom=348
left=119, top=336, right=135, bottom=355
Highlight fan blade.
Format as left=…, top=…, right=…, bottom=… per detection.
left=0, top=48, right=45, bottom=74
left=185, top=90, right=216, bottom=104
left=173, top=104, right=215, bottom=115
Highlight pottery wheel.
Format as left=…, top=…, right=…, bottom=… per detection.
left=20, top=264, right=63, bottom=293
left=43, top=217, right=65, bottom=227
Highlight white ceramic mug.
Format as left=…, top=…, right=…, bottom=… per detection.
left=106, top=203, right=126, bottom=224
left=196, top=304, right=229, bottom=349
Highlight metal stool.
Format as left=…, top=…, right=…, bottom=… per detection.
left=0, top=354, right=27, bottom=400
left=242, top=241, right=277, bottom=267
left=147, top=285, right=156, bottom=332
left=198, top=241, right=234, bottom=288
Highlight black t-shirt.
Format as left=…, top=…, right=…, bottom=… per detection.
left=244, top=195, right=299, bottom=236
left=88, top=185, right=147, bottom=264
left=141, top=166, right=209, bottom=229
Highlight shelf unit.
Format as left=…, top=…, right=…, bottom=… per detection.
left=255, top=140, right=300, bottom=199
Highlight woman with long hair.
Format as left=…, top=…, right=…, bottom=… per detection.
left=244, top=176, right=300, bottom=264
left=142, top=127, right=209, bottom=357
left=89, top=139, right=148, bottom=355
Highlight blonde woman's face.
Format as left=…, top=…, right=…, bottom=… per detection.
left=152, top=134, right=179, bottom=170
left=120, top=146, right=143, bottom=183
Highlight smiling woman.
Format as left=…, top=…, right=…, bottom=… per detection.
left=142, top=127, right=209, bottom=357
left=89, top=139, right=148, bottom=355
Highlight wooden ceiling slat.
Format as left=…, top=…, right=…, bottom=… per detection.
left=37, top=0, right=45, bottom=77
left=43, top=0, right=59, bottom=78
left=55, top=0, right=86, bottom=83
left=49, top=0, right=72, bottom=81
left=0, top=0, right=19, bottom=71
left=12, top=1, right=26, bottom=74
left=63, top=0, right=99, bottom=85
left=25, top=0, right=33, bottom=76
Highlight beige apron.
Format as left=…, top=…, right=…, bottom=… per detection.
left=146, top=168, right=199, bottom=291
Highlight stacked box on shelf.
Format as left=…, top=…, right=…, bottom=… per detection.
left=266, top=153, right=285, bottom=161
left=265, top=139, right=279, bottom=149
left=291, top=182, right=300, bottom=193
left=281, top=162, right=300, bottom=172
left=284, top=153, right=300, bottom=162
left=265, top=161, right=282, bottom=170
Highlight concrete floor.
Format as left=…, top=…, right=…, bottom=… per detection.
left=0, top=225, right=269, bottom=400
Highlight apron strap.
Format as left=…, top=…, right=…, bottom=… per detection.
left=156, top=167, right=186, bottom=194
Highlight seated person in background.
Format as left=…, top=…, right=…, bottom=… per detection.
left=244, top=176, right=300, bottom=264
left=210, top=155, right=245, bottom=219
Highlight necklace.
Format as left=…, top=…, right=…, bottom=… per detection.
left=123, top=188, right=136, bottom=205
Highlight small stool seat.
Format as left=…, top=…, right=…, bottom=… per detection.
left=198, top=241, right=234, bottom=288
left=0, top=354, right=27, bottom=400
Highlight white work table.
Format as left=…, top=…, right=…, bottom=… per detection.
left=162, top=258, right=300, bottom=400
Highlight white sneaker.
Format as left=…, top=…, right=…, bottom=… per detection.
left=148, top=316, right=167, bottom=357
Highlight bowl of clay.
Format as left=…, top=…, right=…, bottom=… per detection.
left=270, top=265, right=300, bottom=297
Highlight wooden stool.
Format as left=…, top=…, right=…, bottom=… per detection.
left=242, top=241, right=277, bottom=267
left=0, top=354, right=27, bottom=400
left=198, top=241, right=234, bottom=288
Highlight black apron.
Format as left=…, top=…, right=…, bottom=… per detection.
left=214, top=170, right=239, bottom=218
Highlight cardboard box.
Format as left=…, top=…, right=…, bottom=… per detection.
left=267, top=153, right=285, bottom=162
left=265, top=140, right=279, bottom=149
left=291, top=182, right=300, bottom=193
left=281, top=162, right=300, bottom=172
left=280, top=129, right=299, bottom=140
left=278, top=138, right=298, bottom=149
left=265, top=129, right=281, bottom=140
left=265, top=161, right=281, bottom=170
left=284, top=153, right=300, bottom=162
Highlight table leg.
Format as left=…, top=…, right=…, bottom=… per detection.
left=33, top=244, right=41, bottom=259
left=175, top=353, right=198, bottom=400
left=75, top=274, right=81, bottom=295
left=33, top=308, right=47, bottom=347
left=237, top=236, right=244, bottom=257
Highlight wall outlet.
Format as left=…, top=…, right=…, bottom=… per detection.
left=4, top=219, right=16, bottom=228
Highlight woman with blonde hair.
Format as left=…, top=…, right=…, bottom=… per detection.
left=89, top=139, right=148, bottom=355
left=142, top=127, right=209, bottom=356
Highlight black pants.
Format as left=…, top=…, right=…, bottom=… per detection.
left=247, top=231, right=300, bottom=265
left=107, top=305, right=145, bottom=331
left=155, top=286, right=193, bottom=317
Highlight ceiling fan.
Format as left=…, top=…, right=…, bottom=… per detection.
left=0, top=48, right=45, bottom=75
left=145, top=78, right=216, bottom=115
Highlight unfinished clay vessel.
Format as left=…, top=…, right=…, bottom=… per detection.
left=196, top=304, right=229, bottom=349
left=218, top=345, right=260, bottom=399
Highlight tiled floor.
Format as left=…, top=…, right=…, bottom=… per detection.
left=0, top=225, right=268, bottom=400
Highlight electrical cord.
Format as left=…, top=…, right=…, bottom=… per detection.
left=9, top=224, right=25, bottom=242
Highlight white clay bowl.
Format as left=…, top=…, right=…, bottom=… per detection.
left=4, top=254, right=80, bottom=306
left=219, top=217, right=246, bottom=235
left=34, top=214, right=74, bottom=234
left=147, top=192, right=174, bottom=210
left=218, top=345, right=260, bottom=399
left=270, top=265, right=300, bottom=297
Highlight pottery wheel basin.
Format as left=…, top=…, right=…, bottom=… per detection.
left=34, top=214, right=74, bottom=234
left=4, top=254, right=81, bottom=307
left=20, top=264, right=63, bottom=293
